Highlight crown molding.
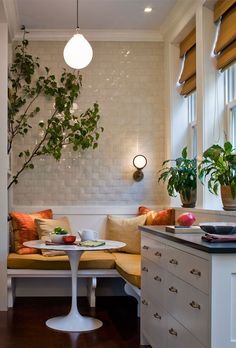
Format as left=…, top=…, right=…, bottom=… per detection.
left=160, top=0, right=206, bottom=42
left=13, top=28, right=163, bottom=42
left=2, top=0, right=20, bottom=41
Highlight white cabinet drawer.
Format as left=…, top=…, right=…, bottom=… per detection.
left=148, top=260, right=166, bottom=305
left=141, top=257, right=166, bottom=305
left=141, top=257, right=150, bottom=288
left=141, top=236, right=166, bottom=267
left=141, top=291, right=152, bottom=341
left=165, top=273, right=209, bottom=346
left=167, top=314, right=205, bottom=348
left=148, top=301, right=168, bottom=348
left=166, top=245, right=209, bottom=294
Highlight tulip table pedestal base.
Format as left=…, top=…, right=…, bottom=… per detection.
left=23, top=239, right=125, bottom=332
left=46, top=313, right=102, bottom=332
left=46, top=250, right=102, bottom=332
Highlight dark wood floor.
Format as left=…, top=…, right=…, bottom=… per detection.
left=0, top=296, right=143, bottom=348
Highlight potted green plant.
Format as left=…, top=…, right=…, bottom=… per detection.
left=158, top=147, right=197, bottom=208
left=198, top=141, right=236, bottom=210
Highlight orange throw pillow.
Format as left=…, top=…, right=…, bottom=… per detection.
left=138, top=206, right=175, bottom=225
left=138, top=206, right=152, bottom=215
left=10, top=209, right=53, bottom=255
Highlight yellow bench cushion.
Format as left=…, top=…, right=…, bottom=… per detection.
left=7, top=251, right=116, bottom=270
left=113, top=252, right=141, bottom=289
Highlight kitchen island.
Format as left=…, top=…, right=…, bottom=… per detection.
left=140, top=226, right=236, bottom=348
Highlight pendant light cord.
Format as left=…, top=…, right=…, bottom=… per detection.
left=76, top=0, right=79, bottom=29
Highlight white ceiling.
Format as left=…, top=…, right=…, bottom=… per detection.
left=2, top=0, right=181, bottom=41
left=16, top=0, right=177, bottom=31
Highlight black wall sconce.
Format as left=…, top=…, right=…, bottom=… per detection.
left=133, top=155, right=147, bottom=182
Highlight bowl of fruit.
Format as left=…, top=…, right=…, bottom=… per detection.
left=63, top=235, right=76, bottom=244
left=50, top=227, right=69, bottom=243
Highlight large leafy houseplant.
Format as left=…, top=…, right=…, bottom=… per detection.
left=8, top=31, right=103, bottom=189
left=198, top=142, right=236, bottom=210
left=158, top=147, right=197, bottom=207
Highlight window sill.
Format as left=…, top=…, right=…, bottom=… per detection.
left=173, top=206, right=236, bottom=217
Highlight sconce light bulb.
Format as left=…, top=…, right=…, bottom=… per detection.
left=133, top=155, right=147, bottom=182
left=133, top=155, right=147, bottom=169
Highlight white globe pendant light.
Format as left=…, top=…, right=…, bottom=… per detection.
left=64, top=32, right=93, bottom=69
left=63, top=0, right=93, bottom=69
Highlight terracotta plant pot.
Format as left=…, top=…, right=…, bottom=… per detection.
left=221, top=185, right=236, bottom=211
left=180, top=189, right=196, bottom=208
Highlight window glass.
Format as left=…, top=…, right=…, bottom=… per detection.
left=224, top=63, right=236, bottom=103
left=224, top=62, right=236, bottom=145
left=232, top=106, right=236, bottom=148
left=187, top=92, right=197, bottom=157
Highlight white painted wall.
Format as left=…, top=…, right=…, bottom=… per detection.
left=10, top=41, right=167, bottom=208
left=0, top=22, right=9, bottom=311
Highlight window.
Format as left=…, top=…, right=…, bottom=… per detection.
left=187, top=92, right=197, bottom=157
left=232, top=106, right=236, bottom=147
left=224, top=62, right=236, bottom=147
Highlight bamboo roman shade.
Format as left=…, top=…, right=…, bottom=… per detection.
left=214, top=0, right=236, bottom=70
left=178, top=29, right=196, bottom=96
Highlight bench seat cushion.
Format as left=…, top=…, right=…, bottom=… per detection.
left=7, top=251, right=116, bottom=270
left=113, top=252, right=141, bottom=288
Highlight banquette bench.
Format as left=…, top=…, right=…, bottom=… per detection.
left=7, top=206, right=175, bottom=310
left=7, top=250, right=141, bottom=310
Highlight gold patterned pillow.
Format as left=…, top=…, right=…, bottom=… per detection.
left=106, top=215, right=146, bottom=254
left=35, top=216, right=72, bottom=256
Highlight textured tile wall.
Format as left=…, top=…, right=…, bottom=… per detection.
left=12, top=41, right=167, bottom=206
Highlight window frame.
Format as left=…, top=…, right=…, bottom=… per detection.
left=187, top=92, right=197, bottom=158
left=224, top=62, right=236, bottom=146
left=226, top=99, right=236, bottom=147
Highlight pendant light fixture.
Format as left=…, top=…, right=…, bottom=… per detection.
left=63, top=0, right=93, bottom=69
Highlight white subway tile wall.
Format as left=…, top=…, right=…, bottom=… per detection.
left=12, top=41, right=166, bottom=206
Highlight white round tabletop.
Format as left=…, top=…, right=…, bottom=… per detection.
left=23, top=239, right=125, bottom=251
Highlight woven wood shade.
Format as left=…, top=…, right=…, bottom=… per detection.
left=180, top=75, right=196, bottom=97
left=214, top=0, right=236, bottom=21
left=179, top=29, right=196, bottom=58
left=178, top=29, right=196, bottom=97
left=214, top=0, right=236, bottom=70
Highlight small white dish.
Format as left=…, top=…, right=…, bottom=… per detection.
left=51, top=233, right=69, bottom=244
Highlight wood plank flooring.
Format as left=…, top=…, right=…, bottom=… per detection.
left=0, top=296, right=143, bottom=348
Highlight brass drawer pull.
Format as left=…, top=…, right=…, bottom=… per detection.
left=143, top=245, right=149, bottom=250
left=169, top=328, right=177, bottom=336
left=169, top=286, right=178, bottom=293
left=189, top=300, right=201, bottom=309
left=169, top=258, right=178, bottom=265
left=142, top=299, right=148, bottom=306
left=154, top=312, right=162, bottom=320
left=190, top=269, right=201, bottom=277
left=155, top=251, right=162, bottom=257
left=142, top=266, right=148, bottom=272
left=154, top=275, right=162, bottom=282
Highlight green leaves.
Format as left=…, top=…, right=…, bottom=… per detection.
left=198, top=141, right=236, bottom=198
left=7, top=34, right=103, bottom=190
left=181, top=146, right=187, bottom=159
left=157, top=147, right=197, bottom=198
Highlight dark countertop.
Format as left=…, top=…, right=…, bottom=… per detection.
left=140, top=225, right=236, bottom=253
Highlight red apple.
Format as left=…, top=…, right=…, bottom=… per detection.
left=177, top=212, right=196, bottom=226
